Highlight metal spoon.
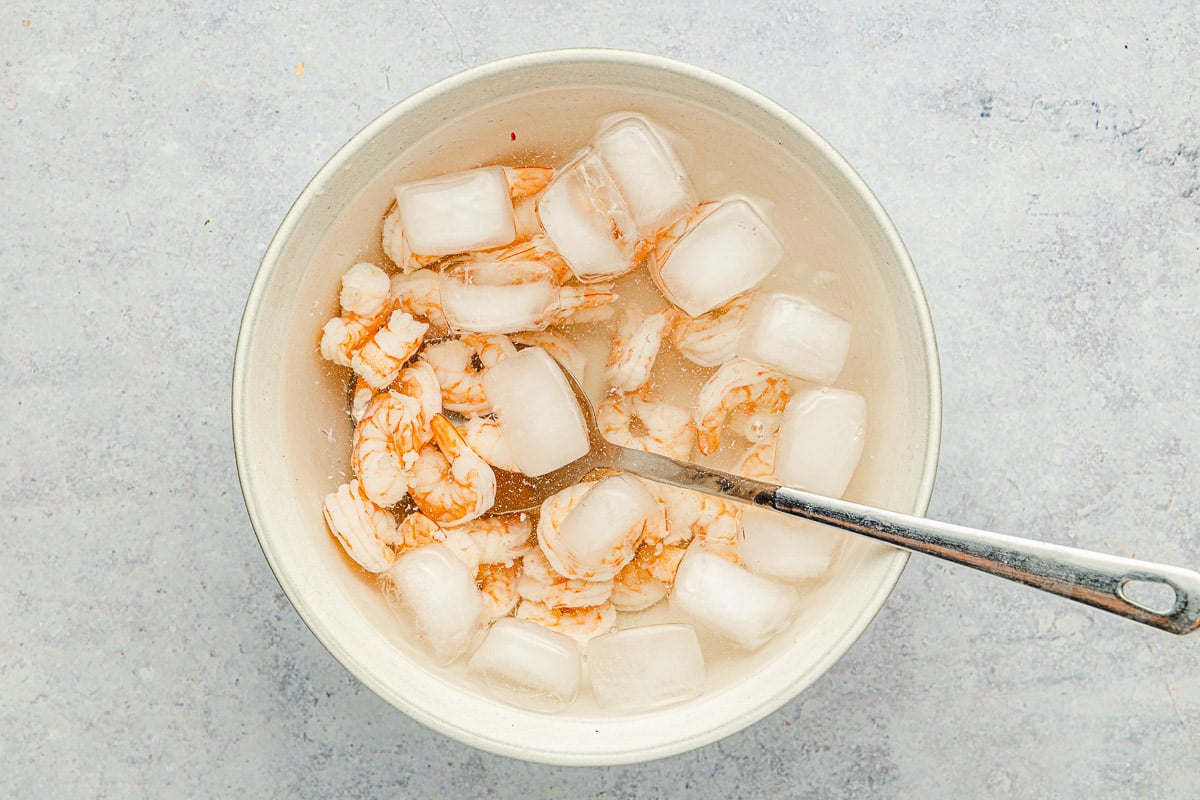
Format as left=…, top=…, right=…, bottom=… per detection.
left=492, top=365, right=1200, bottom=635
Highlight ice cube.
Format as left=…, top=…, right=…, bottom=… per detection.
left=739, top=507, right=846, bottom=582
left=774, top=387, right=866, bottom=498
left=437, top=259, right=558, bottom=334
left=670, top=546, right=797, bottom=650
left=482, top=347, right=589, bottom=476
left=587, top=623, right=706, bottom=712
left=395, top=166, right=516, bottom=256
left=384, top=544, right=485, bottom=665
left=655, top=199, right=783, bottom=317
left=595, top=116, right=696, bottom=237
left=467, top=617, right=582, bottom=712
left=736, top=292, right=852, bottom=384
left=536, top=151, right=638, bottom=282
left=543, top=474, right=662, bottom=581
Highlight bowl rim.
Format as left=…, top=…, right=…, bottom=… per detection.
left=232, top=46, right=942, bottom=765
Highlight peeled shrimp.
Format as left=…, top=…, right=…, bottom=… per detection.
left=517, top=547, right=614, bottom=609
left=338, top=262, right=392, bottom=319
left=496, top=234, right=574, bottom=284
left=394, top=361, right=442, bottom=444
left=351, top=390, right=424, bottom=507
left=419, top=334, right=516, bottom=415
left=396, top=510, right=483, bottom=572
left=604, top=305, right=670, bottom=394
left=644, top=482, right=742, bottom=562
left=349, top=376, right=374, bottom=425
left=670, top=294, right=752, bottom=368
left=735, top=442, right=777, bottom=481
left=320, top=314, right=376, bottom=369
left=694, top=357, right=791, bottom=455
left=389, top=269, right=447, bottom=330
left=510, top=330, right=588, bottom=381
left=322, top=479, right=402, bottom=573
left=457, top=513, right=533, bottom=564
left=459, top=415, right=519, bottom=472
left=610, top=542, right=687, bottom=612
left=515, top=599, right=617, bottom=644
left=477, top=562, right=521, bottom=620
left=350, top=310, right=429, bottom=390
left=408, top=414, right=497, bottom=526
left=544, top=283, right=618, bottom=326
left=596, top=391, right=694, bottom=461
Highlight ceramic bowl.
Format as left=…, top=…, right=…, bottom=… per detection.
left=232, top=48, right=941, bottom=765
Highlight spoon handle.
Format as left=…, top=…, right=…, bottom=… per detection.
left=611, top=447, right=1200, bottom=635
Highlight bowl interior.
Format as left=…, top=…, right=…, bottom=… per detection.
left=233, top=50, right=940, bottom=765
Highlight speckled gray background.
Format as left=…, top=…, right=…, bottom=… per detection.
left=2, top=2, right=1197, bottom=797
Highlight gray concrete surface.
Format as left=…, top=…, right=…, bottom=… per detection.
left=2, top=2, right=1197, bottom=797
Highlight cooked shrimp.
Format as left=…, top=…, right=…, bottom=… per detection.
left=515, top=599, right=617, bottom=644
left=694, top=357, right=791, bottom=455
left=477, top=561, right=521, bottom=620
left=350, top=309, right=429, bottom=390
left=610, top=542, right=687, bottom=612
left=670, top=294, right=752, bottom=368
left=408, top=413, right=497, bottom=526
left=419, top=334, right=516, bottom=415
left=504, top=166, right=554, bottom=199
left=351, top=390, right=424, bottom=507
left=338, top=262, right=392, bottom=319
left=396, top=510, right=444, bottom=548
left=460, top=416, right=519, bottom=472
left=389, top=268, right=447, bottom=330
left=394, top=361, right=442, bottom=445
left=735, top=442, right=777, bottom=481
left=510, top=330, right=588, bottom=381
left=604, top=305, right=670, bottom=394
left=544, top=283, right=618, bottom=326
left=596, top=391, right=694, bottom=461
left=457, top=513, right=533, bottom=564
left=496, top=234, right=573, bottom=283
left=644, top=482, right=742, bottom=562
left=517, top=547, right=614, bottom=609
left=320, top=314, right=376, bottom=369
left=536, top=478, right=663, bottom=582
left=322, top=479, right=402, bottom=573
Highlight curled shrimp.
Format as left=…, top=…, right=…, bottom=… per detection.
left=351, top=390, right=424, bottom=507
left=408, top=414, right=497, bottom=526
left=322, top=479, right=402, bottom=573
left=544, top=283, right=618, bottom=326
left=516, top=547, right=614, bottom=609
left=349, top=376, right=374, bottom=425
left=396, top=510, right=482, bottom=572
left=338, top=262, right=392, bottom=319
left=389, top=269, right=447, bottom=330
left=457, top=513, right=533, bottom=564
left=694, top=357, right=791, bottom=455
left=610, top=542, right=687, bottom=612
left=496, top=234, right=574, bottom=284
left=735, top=442, right=777, bottom=482
left=394, top=361, right=442, bottom=444
left=510, top=330, right=588, bottom=382
left=460, top=415, right=519, bottom=472
left=644, top=482, right=742, bottom=562
left=351, top=310, right=429, bottom=390
left=604, top=305, right=670, bottom=394
left=419, top=333, right=516, bottom=415
left=320, top=314, right=376, bottom=369
left=477, top=561, right=521, bottom=620
left=670, top=294, right=752, bottom=368
left=596, top=391, right=694, bottom=461
left=515, top=599, right=617, bottom=644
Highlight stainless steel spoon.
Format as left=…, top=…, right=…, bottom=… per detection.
left=492, top=365, right=1200, bottom=635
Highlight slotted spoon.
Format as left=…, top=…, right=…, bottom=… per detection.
left=492, top=364, right=1200, bottom=635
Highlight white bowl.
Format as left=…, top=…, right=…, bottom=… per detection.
left=232, top=48, right=941, bottom=765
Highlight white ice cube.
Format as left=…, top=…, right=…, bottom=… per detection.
left=740, top=507, right=846, bottom=582
left=482, top=348, right=589, bottom=477
left=595, top=116, right=696, bottom=237
left=656, top=199, right=783, bottom=317
left=384, top=544, right=485, bottom=665
left=670, top=547, right=797, bottom=650
left=395, top=166, right=516, bottom=256
left=587, top=623, right=706, bottom=712
left=438, top=260, right=558, bottom=334
left=545, top=474, right=662, bottom=580
left=736, top=292, right=852, bottom=384
left=467, top=617, right=582, bottom=712
left=774, top=387, right=866, bottom=499
left=536, top=151, right=638, bottom=282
